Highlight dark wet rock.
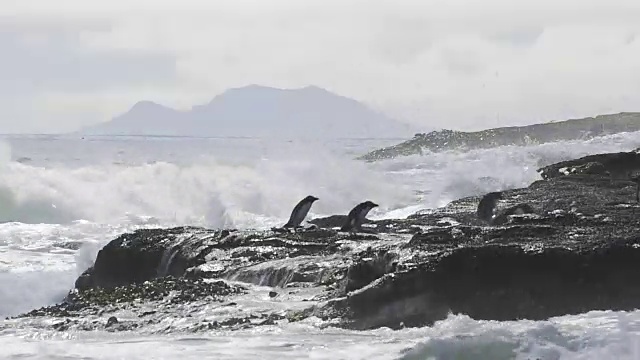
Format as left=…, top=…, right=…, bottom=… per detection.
left=191, top=313, right=287, bottom=332
left=18, top=276, right=246, bottom=320
left=492, top=203, right=536, bottom=225
left=75, top=225, right=348, bottom=295
left=344, top=250, right=398, bottom=293
left=106, top=320, right=139, bottom=332
left=16, top=148, right=640, bottom=333
left=309, top=215, right=375, bottom=229
left=309, top=215, right=374, bottom=229
left=314, top=240, right=640, bottom=330
left=52, top=319, right=73, bottom=331
left=52, top=241, right=84, bottom=250
left=269, top=291, right=278, bottom=298
left=306, top=151, right=640, bottom=329
left=308, top=215, right=347, bottom=228
left=75, top=227, right=232, bottom=291
left=106, top=316, right=118, bottom=327
left=538, top=150, right=640, bottom=180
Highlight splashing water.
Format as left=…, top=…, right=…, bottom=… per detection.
left=0, top=132, right=639, bottom=358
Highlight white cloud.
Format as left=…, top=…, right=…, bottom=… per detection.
left=1, top=0, right=640, bottom=132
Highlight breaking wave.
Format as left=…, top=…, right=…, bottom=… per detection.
left=0, top=139, right=415, bottom=228
left=0, top=131, right=638, bottom=228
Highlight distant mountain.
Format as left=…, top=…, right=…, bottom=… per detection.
left=79, top=85, right=418, bottom=138
left=359, top=112, right=640, bottom=161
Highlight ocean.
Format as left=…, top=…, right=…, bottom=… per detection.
left=1, top=132, right=640, bottom=359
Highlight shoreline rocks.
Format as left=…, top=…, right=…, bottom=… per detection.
left=14, top=148, right=640, bottom=332
left=358, top=112, right=640, bottom=161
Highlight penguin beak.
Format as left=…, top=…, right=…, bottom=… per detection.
left=371, top=202, right=379, bottom=208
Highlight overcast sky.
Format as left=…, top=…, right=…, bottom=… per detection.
left=2, top=0, right=640, bottom=133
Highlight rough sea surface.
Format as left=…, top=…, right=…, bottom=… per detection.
left=2, top=132, right=640, bottom=359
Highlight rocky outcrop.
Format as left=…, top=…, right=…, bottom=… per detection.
left=15, top=149, right=640, bottom=333
left=316, top=239, right=640, bottom=330
left=359, top=112, right=640, bottom=161
left=74, top=227, right=225, bottom=290
left=537, top=149, right=640, bottom=180
left=75, top=226, right=347, bottom=291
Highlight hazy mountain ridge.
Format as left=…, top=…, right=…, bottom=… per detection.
left=359, top=112, right=640, bottom=161
left=79, top=85, right=418, bottom=138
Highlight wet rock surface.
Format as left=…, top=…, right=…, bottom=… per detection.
left=12, top=149, right=640, bottom=332
left=537, top=149, right=640, bottom=180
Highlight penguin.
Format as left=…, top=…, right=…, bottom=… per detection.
left=476, top=191, right=503, bottom=223
left=478, top=191, right=535, bottom=225
left=340, top=200, right=379, bottom=233
left=282, top=195, right=319, bottom=229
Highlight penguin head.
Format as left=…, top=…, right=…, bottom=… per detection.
left=363, top=200, right=378, bottom=209
left=304, top=195, right=319, bottom=202
left=487, top=191, right=503, bottom=201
